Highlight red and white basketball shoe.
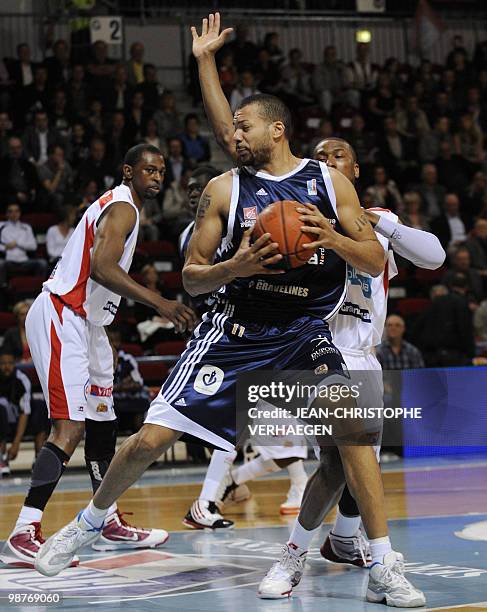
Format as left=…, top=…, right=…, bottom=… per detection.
left=92, top=510, right=169, bottom=551
left=0, top=522, right=79, bottom=568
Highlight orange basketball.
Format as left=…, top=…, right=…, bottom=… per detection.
left=252, top=200, right=318, bottom=269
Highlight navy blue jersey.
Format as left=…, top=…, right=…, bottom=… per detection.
left=214, top=159, right=346, bottom=323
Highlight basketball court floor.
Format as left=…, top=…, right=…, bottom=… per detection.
left=1, top=453, right=487, bottom=611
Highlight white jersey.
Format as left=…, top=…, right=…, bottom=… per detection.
left=43, top=184, right=139, bottom=326
left=329, top=209, right=398, bottom=351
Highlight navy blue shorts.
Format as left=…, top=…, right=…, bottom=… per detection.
left=145, top=311, right=347, bottom=450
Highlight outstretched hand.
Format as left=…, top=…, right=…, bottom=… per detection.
left=191, top=12, right=233, bottom=59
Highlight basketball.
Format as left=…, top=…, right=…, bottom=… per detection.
left=252, top=200, right=318, bottom=269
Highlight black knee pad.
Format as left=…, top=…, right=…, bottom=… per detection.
left=338, top=484, right=360, bottom=517
left=84, top=418, right=117, bottom=460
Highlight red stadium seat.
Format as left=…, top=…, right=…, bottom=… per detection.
left=160, top=271, right=183, bottom=290
left=22, top=213, right=58, bottom=233
left=396, top=298, right=431, bottom=317
left=0, top=311, right=16, bottom=331
left=8, top=276, right=44, bottom=300
left=139, top=240, right=177, bottom=257
left=154, top=341, right=186, bottom=356
left=138, top=360, right=169, bottom=385
left=120, top=342, right=144, bottom=357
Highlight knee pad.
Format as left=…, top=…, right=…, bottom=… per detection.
left=84, top=418, right=117, bottom=460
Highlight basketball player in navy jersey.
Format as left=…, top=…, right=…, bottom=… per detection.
left=186, top=13, right=426, bottom=607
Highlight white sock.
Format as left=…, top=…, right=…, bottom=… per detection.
left=332, top=509, right=362, bottom=538
left=15, top=506, right=43, bottom=530
left=232, top=456, right=280, bottom=485
left=286, top=459, right=307, bottom=485
left=80, top=500, right=109, bottom=529
left=106, top=502, right=117, bottom=517
left=200, top=450, right=237, bottom=501
left=288, top=518, right=321, bottom=552
left=370, top=536, right=392, bottom=565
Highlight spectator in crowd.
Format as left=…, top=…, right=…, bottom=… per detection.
left=442, top=246, right=483, bottom=304
left=138, top=194, right=163, bottom=242
left=126, top=41, right=145, bottom=87
left=20, top=65, right=50, bottom=125
left=180, top=113, right=210, bottom=164
left=86, top=40, right=116, bottom=93
left=2, top=301, right=31, bottom=362
left=366, top=165, right=403, bottom=211
left=44, top=39, right=71, bottom=89
left=105, top=64, right=132, bottom=113
left=230, top=70, right=260, bottom=112
left=0, top=136, right=40, bottom=209
left=8, top=43, right=35, bottom=89
left=137, top=63, right=162, bottom=113
left=134, top=264, right=174, bottom=348
left=280, top=48, right=315, bottom=110
left=153, top=90, right=183, bottom=140
left=38, top=143, right=74, bottom=211
left=474, top=296, right=487, bottom=341
left=125, top=90, right=150, bottom=143
left=107, top=328, right=149, bottom=433
left=466, top=86, right=486, bottom=131
left=69, top=121, right=89, bottom=169
left=75, top=137, right=114, bottom=192
left=344, top=41, right=378, bottom=108
left=163, top=168, right=193, bottom=237
left=312, top=45, right=346, bottom=113
left=45, top=204, right=76, bottom=264
left=465, top=171, right=487, bottom=218
left=377, top=116, right=415, bottom=182
left=222, top=24, right=258, bottom=73
left=0, top=351, right=31, bottom=476
left=429, top=91, right=454, bottom=124
left=0, top=204, right=47, bottom=288
left=142, top=117, right=163, bottom=152
left=465, top=218, right=487, bottom=274
left=309, top=118, right=334, bottom=156
left=0, top=111, right=12, bottom=158
left=446, top=34, right=469, bottom=69
left=366, top=72, right=396, bottom=132
left=49, top=89, right=72, bottom=141
left=163, top=136, right=188, bottom=189
left=22, top=110, right=63, bottom=166
left=395, top=95, right=430, bottom=143
left=86, top=98, right=105, bottom=138
left=416, top=163, right=447, bottom=219
left=218, top=49, right=237, bottom=98
left=344, top=113, right=376, bottom=166
left=431, top=192, right=471, bottom=251
left=77, top=179, right=99, bottom=217
left=435, top=139, right=470, bottom=195
left=262, top=32, right=285, bottom=68
left=454, top=112, right=484, bottom=177
left=401, top=191, right=430, bottom=231
left=105, top=112, right=130, bottom=171
left=377, top=314, right=425, bottom=369
left=67, top=63, right=88, bottom=118
left=254, top=48, right=281, bottom=95
left=413, top=272, right=476, bottom=366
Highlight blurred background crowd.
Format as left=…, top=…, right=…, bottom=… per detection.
left=1, top=0, right=487, bottom=468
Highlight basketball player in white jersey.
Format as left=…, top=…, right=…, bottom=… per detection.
left=0, top=144, right=197, bottom=568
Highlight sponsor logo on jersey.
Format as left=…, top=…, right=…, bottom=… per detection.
left=348, top=267, right=372, bottom=298
left=307, top=247, right=326, bottom=266
left=314, top=363, right=329, bottom=375
left=255, top=280, right=309, bottom=297
left=90, top=385, right=113, bottom=397
left=256, top=188, right=268, bottom=196
left=99, top=190, right=114, bottom=207
left=96, top=403, right=108, bottom=413
left=194, top=365, right=224, bottom=396
left=174, top=398, right=187, bottom=406
left=243, top=206, right=257, bottom=220
left=311, top=346, right=340, bottom=361
left=103, top=301, right=119, bottom=315
left=307, top=179, right=318, bottom=196
left=339, top=301, right=372, bottom=322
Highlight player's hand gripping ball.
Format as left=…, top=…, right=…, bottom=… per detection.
left=252, top=200, right=318, bottom=269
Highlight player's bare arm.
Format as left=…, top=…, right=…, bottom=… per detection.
left=91, top=201, right=197, bottom=332
left=183, top=173, right=283, bottom=296
left=298, top=168, right=385, bottom=277
left=191, top=12, right=236, bottom=161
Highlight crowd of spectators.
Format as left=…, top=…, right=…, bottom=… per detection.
left=2, top=27, right=487, bottom=467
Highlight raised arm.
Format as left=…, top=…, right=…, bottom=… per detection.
left=91, top=201, right=196, bottom=332
left=183, top=172, right=283, bottom=296
left=191, top=12, right=236, bottom=162
left=299, top=167, right=385, bottom=277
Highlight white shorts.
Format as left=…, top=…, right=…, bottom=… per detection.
left=25, top=291, right=116, bottom=422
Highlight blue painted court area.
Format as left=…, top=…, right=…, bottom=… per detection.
left=1, top=514, right=487, bottom=611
